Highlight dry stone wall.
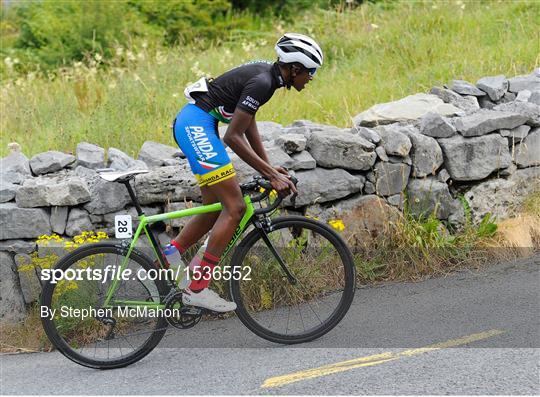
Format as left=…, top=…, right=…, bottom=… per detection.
left=1, top=69, right=539, bottom=323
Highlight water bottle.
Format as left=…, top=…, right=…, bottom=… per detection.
left=163, top=244, right=187, bottom=287
left=189, top=236, right=210, bottom=271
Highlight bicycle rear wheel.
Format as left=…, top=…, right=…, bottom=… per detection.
left=40, top=242, right=169, bottom=369
left=230, top=216, right=356, bottom=344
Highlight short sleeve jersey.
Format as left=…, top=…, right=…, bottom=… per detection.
left=193, top=61, right=285, bottom=124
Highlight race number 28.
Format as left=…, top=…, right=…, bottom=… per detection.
left=114, top=215, right=132, bottom=239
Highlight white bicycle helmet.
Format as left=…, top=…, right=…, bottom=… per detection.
left=275, top=33, right=323, bottom=69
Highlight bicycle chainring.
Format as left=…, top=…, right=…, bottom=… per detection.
left=164, top=292, right=203, bottom=329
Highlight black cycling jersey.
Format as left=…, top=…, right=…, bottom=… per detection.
left=193, top=61, right=285, bottom=123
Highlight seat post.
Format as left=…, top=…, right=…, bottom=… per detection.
left=122, top=180, right=145, bottom=216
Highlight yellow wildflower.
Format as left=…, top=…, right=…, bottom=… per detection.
left=328, top=219, right=345, bottom=231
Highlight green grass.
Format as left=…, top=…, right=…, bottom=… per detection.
left=1, top=0, right=538, bottom=157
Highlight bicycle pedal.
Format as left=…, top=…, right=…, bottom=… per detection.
left=180, top=306, right=203, bottom=316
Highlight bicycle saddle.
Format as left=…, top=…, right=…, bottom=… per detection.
left=96, top=168, right=149, bottom=182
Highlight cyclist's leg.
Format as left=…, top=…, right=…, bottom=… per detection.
left=172, top=185, right=219, bottom=250
left=184, top=176, right=245, bottom=310
left=200, top=175, right=246, bottom=255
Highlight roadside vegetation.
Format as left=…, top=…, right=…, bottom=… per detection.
left=1, top=0, right=537, bottom=156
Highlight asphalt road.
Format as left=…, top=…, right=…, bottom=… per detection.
left=1, top=255, right=539, bottom=395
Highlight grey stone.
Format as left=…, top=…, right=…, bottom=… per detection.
left=264, top=144, right=296, bottom=169
left=290, top=151, right=316, bottom=170
left=0, top=203, right=51, bottom=239
left=29, top=151, right=76, bottom=175
left=307, top=129, right=376, bottom=170
left=257, top=121, right=283, bottom=141
left=438, top=134, right=512, bottom=181
left=374, top=125, right=412, bottom=157
left=429, top=87, right=480, bottom=113
left=275, top=133, right=307, bottom=154
left=0, top=151, right=31, bottom=184
left=500, top=125, right=531, bottom=141
left=76, top=142, right=105, bottom=169
left=354, top=93, right=461, bottom=127
left=287, top=119, right=336, bottom=133
left=134, top=165, right=201, bottom=205
left=14, top=253, right=41, bottom=304
left=285, top=168, right=364, bottom=207
left=529, top=91, right=540, bottom=106
left=0, top=240, right=36, bottom=254
left=65, top=208, right=93, bottom=237
left=478, top=96, right=496, bottom=109
left=162, top=158, right=184, bottom=167
left=493, top=101, right=540, bottom=127
left=465, top=167, right=540, bottom=222
left=74, top=166, right=131, bottom=215
left=351, top=126, right=381, bottom=144
left=419, top=112, right=456, bottom=138
left=387, top=194, right=404, bottom=209
left=108, top=147, right=148, bottom=171
left=50, top=206, right=68, bottom=235
left=387, top=155, right=412, bottom=165
left=364, top=181, right=376, bottom=194
left=450, top=79, right=486, bottom=96
left=437, top=169, right=451, bottom=183
left=507, top=69, right=540, bottom=93
left=516, top=90, right=532, bottom=102
left=138, top=141, right=183, bottom=167
left=400, top=128, right=444, bottom=177
left=500, top=163, right=517, bottom=177
left=373, top=162, right=411, bottom=196
left=278, top=126, right=310, bottom=140
left=514, top=128, right=540, bottom=168
left=366, top=171, right=376, bottom=183
left=0, top=252, right=26, bottom=323
left=0, top=182, right=18, bottom=203
left=453, top=109, right=528, bottom=137
left=500, top=92, right=517, bottom=103
left=476, top=75, right=508, bottom=101
left=15, top=174, right=91, bottom=207
left=407, top=178, right=458, bottom=219
left=321, top=195, right=401, bottom=243
left=448, top=203, right=466, bottom=227
left=375, top=146, right=389, bottom=162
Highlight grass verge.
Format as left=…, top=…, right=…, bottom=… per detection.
left=1, top=0, right=538, bottom=157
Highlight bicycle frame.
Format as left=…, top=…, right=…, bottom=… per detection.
left=102, top=195, right=255, bottom=309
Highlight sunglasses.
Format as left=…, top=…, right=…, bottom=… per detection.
left=307, top=68, right=317, bottom=76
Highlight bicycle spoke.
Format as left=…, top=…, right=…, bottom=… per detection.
left=233, top=217, right=355, bottom=342
left=41, top=244, right=168, bottom=368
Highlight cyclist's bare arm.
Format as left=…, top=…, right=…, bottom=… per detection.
left=245, top=117, right=270, bottom=164
left=223, top=108, right=296, bottom=195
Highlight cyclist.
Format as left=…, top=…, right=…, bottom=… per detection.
left=170, top=33, right=323, bottom=312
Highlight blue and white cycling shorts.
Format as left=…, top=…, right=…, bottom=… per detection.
left=173, top=103, right=236, bottom=187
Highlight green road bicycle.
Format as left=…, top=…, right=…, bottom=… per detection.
left=40, top=169, right=356, bottom=369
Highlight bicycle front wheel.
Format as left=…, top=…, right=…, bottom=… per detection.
left=40, top=242, right=170, bottom=369
left=230, top=216, right=356, bottom=344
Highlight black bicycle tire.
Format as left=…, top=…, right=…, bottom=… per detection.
left=40, top=242, right=169, bottom=369
left=230, top=215, right=356, bottom=344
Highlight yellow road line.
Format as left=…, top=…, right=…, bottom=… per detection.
left=261, top=329, right=504, bottom=389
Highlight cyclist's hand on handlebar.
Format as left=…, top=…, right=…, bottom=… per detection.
left=274, top=166, right=290, bottom=176
left=268, top=171, right=297, bottom=197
